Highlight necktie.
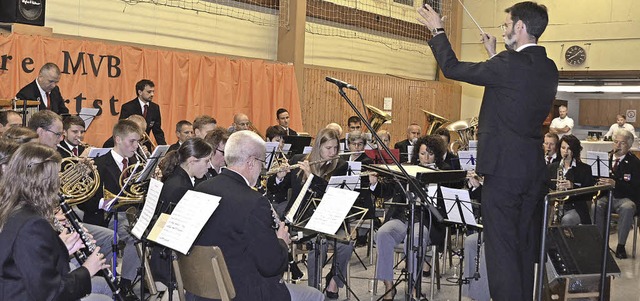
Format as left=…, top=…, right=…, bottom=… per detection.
left=547, top=156, right=552, bottom=164
left=72, top=147, right=78, bottom=157
left=122, top=158, right=129, bottom=178
left=612, top=158, right=620, bottom=173
left=46, top=92, right=51, bottom=110
left=143, top=104, right=149, bottom=119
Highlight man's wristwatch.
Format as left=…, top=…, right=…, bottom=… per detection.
left=431, top=28, right=445, bottom=35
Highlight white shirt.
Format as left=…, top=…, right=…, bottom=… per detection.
left=99, top=150, right=130, bottom=209
left=550, top=116, right=574, bottom=138
left=605, top=123, right=637, bottom=139
left=35, top=79, right=50, bottom=107
left=138, top=98, right=149, bottom=114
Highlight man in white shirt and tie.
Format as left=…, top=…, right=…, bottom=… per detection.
left=57, top=115, right=87, bottom=158
left=605, top=114, right=637, bottom=139
left=549, top=105, right=574, bottom=138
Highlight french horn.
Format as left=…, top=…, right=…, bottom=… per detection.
left=104, top=163, right=147, bottom=209
left=59, top=157, right=101, bottom=206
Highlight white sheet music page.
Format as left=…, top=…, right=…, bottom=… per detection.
left=439, top=186, right=477, bottom=227
left=155, top=190, right=222, bottom=254
left=131, top=178, right=163, bottom=239
left=457, top=150, right=477, bottom=171
left=347, top=161, right=362, bottom=175
left=305, top=187, right=359, bottom=235
left=586, top=151, right=610, bottom=177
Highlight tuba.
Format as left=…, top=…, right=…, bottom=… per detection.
left=446, top=117, right=478, bottom=153
left=422, top=110, right=449, bottom=135
left=59, top=157, right=101, bottom=206
left=365, top=104, right=392, bottom=132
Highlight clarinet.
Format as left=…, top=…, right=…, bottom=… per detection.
left=58, top=195, right=126, bottom=301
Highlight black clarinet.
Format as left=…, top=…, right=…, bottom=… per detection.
left=58, top=195, right=126, bottom=301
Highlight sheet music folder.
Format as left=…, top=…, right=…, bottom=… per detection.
left=365, top=164, right=466, bottom=184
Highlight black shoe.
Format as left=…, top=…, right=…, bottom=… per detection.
left=118, top=280, right=140, bottom=301
left=324, top=271, right=339, bottom=299
left=355, top=235, right=368, bottom=247
left=289, top=261, right=304, bottom=281
left=422, top=270, right=431, bottom=278
left=615, top=244, right=628, bottom=259
left=382, top=287, right=397, bottom=301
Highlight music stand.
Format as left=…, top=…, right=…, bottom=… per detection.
left=365, top=149, right=399, bottom=164
left=585, top=151, right=611, bottom=178
left=456, top=150, right=477, bottom=171
left=283, top=135, right=312, bottom=156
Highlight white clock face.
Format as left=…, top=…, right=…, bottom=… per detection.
left=565, top=45, right=586, bottom=66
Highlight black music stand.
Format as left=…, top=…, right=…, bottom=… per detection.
left=284, top=135, right=312, bottom=156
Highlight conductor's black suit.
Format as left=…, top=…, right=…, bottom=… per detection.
left=428, top=33, right=558, bottom=301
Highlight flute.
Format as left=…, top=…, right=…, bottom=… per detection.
left=265, top=152, right=361, bottom=176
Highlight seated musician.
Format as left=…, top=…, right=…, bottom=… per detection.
left=79, top=119, right=144, bottom=298
left=394, top=123, right=421, bottom=163
left=0, top=110, right=22, bottom=135
left=193, top=115, right=217, bottom=139
left=374, top=135, right=450, bottom=300
left=2, top=126, right=39, bottom=144
left=228, top=113, right=251, bottom=133
left=543, top=132, right=560, bottom=165
left=197, top=127, right=229, bottom=184
left=268, top=128, right=349, bottom=299
left=595, top=129, right=640, bottom=259
left=193, top=131, right=324, bottom=301
left=375, top=130, right=391, bottom=148
left=266, top=125, right=286, bottom=150
left=167, top=120, right=194, bottom=152
left=0, top=143, right=107, bottom=301
left=103, top=115, right=153, bottom=153
left=434, top=128, right=461, bottom=170
left=152, top=138, right=212, bottom=286
left=344, top=131, right=375, bottom=246
left=545, top=135, right=595, bottom=226
left=27, top=110, right=64, bottom=149
left=276, top=108, right=298, bottom=136
left=265, top=125, right=289, bottom=217
left=57, top=115, right=88, bottom=158
left=0, top=140, right=19, bottom=177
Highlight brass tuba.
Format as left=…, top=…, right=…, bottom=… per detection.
left=422, top=110, right=449, bottom=135
left=59, top=157, right=101, bottom=206
left=365, top=104, right=393, bottom=132
left=446, top=117, right=478, bottom=153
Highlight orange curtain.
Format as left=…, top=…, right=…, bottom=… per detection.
left=0, top=33, right=302, bottom=146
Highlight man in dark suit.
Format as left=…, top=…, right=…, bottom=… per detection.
left=276, top=108, right=298, bottom=136
left=193, top=130, right=323, bottom=301
left=595, top=130, right=640, bottom=259
left=193, top=115, right=217, bottom=139
left=119, top=79, right=166, bottom=145
left=419, top=2, right=558, bottom=300
left=167, top=120, right=194, bottom=152
left=57, top=115, right=87, bottom=158
left=16, top=63, right=70, bottom=116
left=394, top=123, right=421, bottom=163
left=27, top=110, right=64, bottom=149
left=79, top=119, right=143, bottom=300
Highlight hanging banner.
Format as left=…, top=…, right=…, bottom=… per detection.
left=0, top=33, right=302, bottom=145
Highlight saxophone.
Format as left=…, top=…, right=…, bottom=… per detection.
left=552, top=157, right=568, bottom=225
left=58, top=195, right=126, bottom=301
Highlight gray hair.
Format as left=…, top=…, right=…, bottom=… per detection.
left=347, top=131, right=368, bottom=144
left=613, top=129, right=634, bottom=146
left=224, top=130, right=265, bottom=167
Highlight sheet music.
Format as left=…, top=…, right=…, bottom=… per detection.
left=136, top=145, right=170, bottom=182
left=439, top=186, right=478, bottom=227
left=79, top=108, right=100, bottom=130
left=305, top=187, right=359, bottom=235
left=88, top=148, right=110, bottom=158
left=147, top=213, right=169, bottom=242
left=457, top=150, right=477, bottom=171
left=327, top=175, right=361, bottom=190
left=154, top=190, right=222, bottom=254
left=586, top=151, right=610, bottom=177
left=303, top=146, right=313, bottom=154
left=285, top=174, right=314, bottom=224
left=347, top=161, right=362, bottom=175
left=382, top=164, right=438, bottom=177
left=407, top=145, right=414, bottom=160
left=130, top=178, right=163, bottom=239
left=265, top=142, right=280, bottom=169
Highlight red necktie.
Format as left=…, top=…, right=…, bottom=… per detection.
left=122, top=158, right=129, bottom=178
left=547, top=156, right=552, bottom=164
left=46, top=92, right=51, bottom=110
left=143, top=104, right=149, bottom=119
left=612, top=159, right=620, bottom=173
left=72, top=147, right=78, bottom=157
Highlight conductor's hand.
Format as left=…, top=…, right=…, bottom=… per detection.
left=416, top=4, right=444, bottom=32
left=276, top=222, right=291, bottom=245
left=83, top=247, right=109, bottom=277
left=481, top=33, right=497, bottom=57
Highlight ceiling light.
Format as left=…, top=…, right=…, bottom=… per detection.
left=557, top=85, right=640, bottom=93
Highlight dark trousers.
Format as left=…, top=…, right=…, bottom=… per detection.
left=482, top=173, right=544, bottom=301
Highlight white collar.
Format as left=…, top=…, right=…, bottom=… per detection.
left=35, top=79, right=47, bottom=101
left=138, top=98, right=149, bottom=110
left=63, top=140, right=77, bottom=151
left=516, top=43, right=537, bottom=52
left=110, top=149, right=128, bottom=171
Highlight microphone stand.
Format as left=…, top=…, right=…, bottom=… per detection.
left=334, top=85, right=443, bottom=300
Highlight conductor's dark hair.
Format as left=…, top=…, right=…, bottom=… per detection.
left=505, top=1, right=549, bottom=41
left=160, top=138, right=212, bottom=181
left=558, top=135, right=583, bottom=163
left=135, top=79, right=155, bottom=95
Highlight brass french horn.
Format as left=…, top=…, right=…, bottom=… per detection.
left=104, top=162, right=147, bottom=209
left=59, top=157, right=101, bottom=206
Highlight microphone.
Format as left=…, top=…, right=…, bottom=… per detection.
left=325, top=77, right=356, bottom=90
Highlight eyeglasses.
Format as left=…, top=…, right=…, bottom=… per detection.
left=237, top=122, right=251, bottom=127
left=43, top=128, right=63, bottom=138
left=613, top=140, right=629, bottom=146
left=252, top=156, right=266, bottom=164
left=499, top=21, right=513, bottom=31
left=216, top=148, right=225, bottom=155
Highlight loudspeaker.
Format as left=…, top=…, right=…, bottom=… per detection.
left=0, top=0, right=46, bottom=26
left=546, top=225, right=620, bottom=277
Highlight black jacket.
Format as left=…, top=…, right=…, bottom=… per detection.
left=0, top=208, right=91, bottom=301
left=57, top=142, right=86, bottom=159
left=194, top=169, right=290, bottom=301
left=16, top=80, right=70, bottom=115
left=610, top=152, right=640, bottom=207
left=394, top=139, right=412, bottom=163
left=119, top=98, right=166, bottom=145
